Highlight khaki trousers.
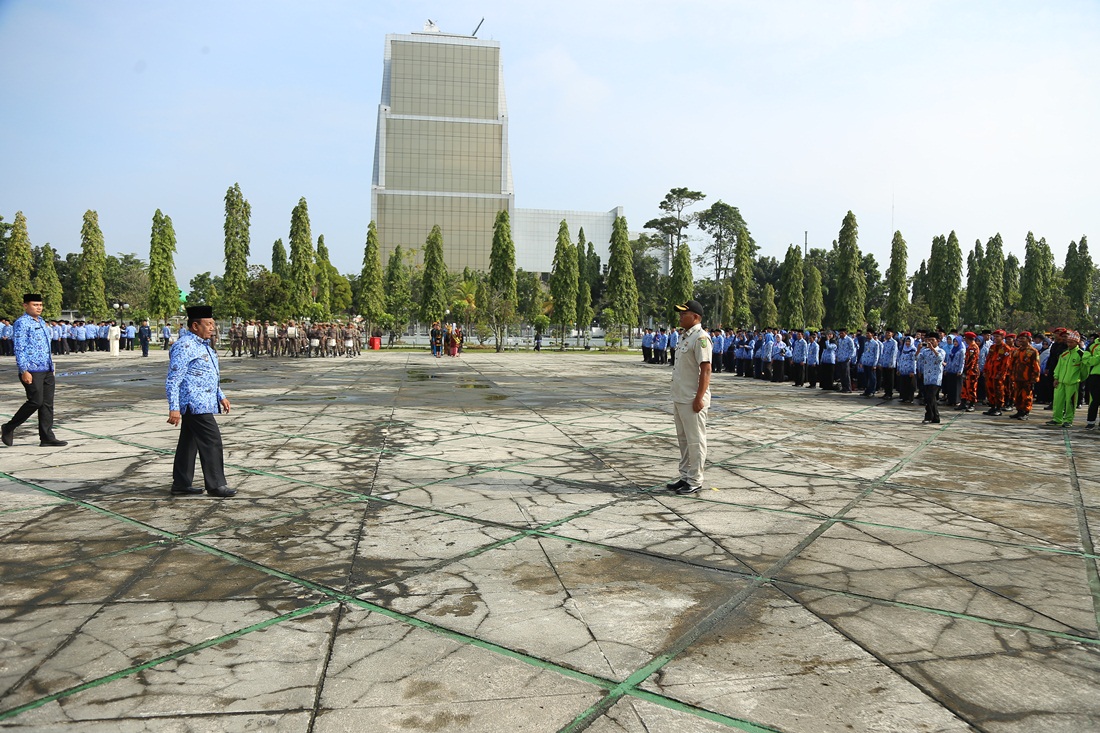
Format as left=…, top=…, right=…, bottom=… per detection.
left=673, top=401, right=708, bottom=487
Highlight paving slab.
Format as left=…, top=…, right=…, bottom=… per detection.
left=2, top=350, right=1099, bottom=732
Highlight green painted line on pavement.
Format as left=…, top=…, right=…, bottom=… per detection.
left=1061, top=431, right=1100, bottom=636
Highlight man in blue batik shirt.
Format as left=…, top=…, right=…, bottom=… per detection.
left=2, top=294, right=67, bottom=448
left=860, top=332, right=882, bottom=397
left=836, top=328, right=856, bottom=393
left=166, top=305, right=235, bottom=497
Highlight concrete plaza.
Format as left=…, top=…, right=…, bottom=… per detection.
left=1, top=349, right=1098, bottom=732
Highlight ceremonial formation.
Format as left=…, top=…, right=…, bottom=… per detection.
left=0, top=318, right=150, bottom=357
left=225, top=320, right=366, bottom=358
left=648, top=324, right=1100, bottom=428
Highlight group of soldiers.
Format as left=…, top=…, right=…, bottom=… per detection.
left=225, top=320, right=365, bottom=358
left=0, top=318, right=149, bottom=356
left=649, top=324, right=1100, bottom=428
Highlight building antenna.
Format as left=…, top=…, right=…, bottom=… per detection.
left=471, top=17, right=485, bottom=36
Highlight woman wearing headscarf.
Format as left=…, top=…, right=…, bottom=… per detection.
left=896, top=336, right=918, bottom=404
left=943, top=335, right=965, bottom=407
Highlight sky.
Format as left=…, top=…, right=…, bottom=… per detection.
left=1, top=0, right=1098, bottom=289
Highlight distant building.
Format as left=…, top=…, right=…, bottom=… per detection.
left=371, top=24, right=621, bottom=275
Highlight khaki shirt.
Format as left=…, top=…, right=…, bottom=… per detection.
left=672, top=323, right=712, bottom=405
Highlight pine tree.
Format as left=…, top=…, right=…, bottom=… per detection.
left=803, top=264, right=825, bottom=330
left=288, top=198, right=314, bottom=316
left=1064, top=236, right=1092, bottom=328
left=384, top=245, right=413, bottom=333
left=419, top=225, right=448, bottom=325
left=487, top=210, right=517, bottom=351
left=1019, top=232, right=1054, bottom=318
left=778, top=245, right=805, bottom=329
left=78, top=210, right=109, bottom=320
left=314, top=235, right=332, bottom=318
left=271, top=239, right=289, bottom=281
left=358, top=221, right=386, bottom=331
left=759, top=283, right=779, bottom=328
left=668, top=242, right=694, bottom=324
left=730, top=222, right=754, bottom=327
left=549, top=220, right=578, bottom=349
left=981, top=234, right=1005, bottom=326
left=882, top=230, right=908, bottom=330
left=33, top=244, right=64, bottom=320
left=832, top=211, right=865, bottom=330
left=222, top=183, right=251, bottom=318
left=1, top=211, right=34, bottom=319
left=148, top=209, right=180, bottom=321
left=604, top=215, right=639, bottom=343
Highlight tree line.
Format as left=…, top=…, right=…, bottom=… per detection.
left=1, top=184, right=1093, bottom=345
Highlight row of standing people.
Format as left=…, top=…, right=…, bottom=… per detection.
left=0, top=318, right=156, bottom=357
left=428, top=322, right=463, bottom=358
left=226, top=321, right=364, bottom=358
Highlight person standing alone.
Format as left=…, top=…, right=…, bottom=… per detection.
left=666, top=300, right=711, bottom=496
left=2, top=294, right=67, bottom=448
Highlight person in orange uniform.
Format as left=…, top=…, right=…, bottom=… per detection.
left=982, top=330, right=1013, bottom=417
left=959, top=331, right=981, bottom=412
left=1007, top=331, right=1041, bottom=420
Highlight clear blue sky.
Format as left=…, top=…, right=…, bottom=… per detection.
left=1, top=0, right=1097, bottom=289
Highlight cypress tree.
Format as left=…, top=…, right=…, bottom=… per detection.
left=33, top=244, right=64, bottom=320
left=549, top=220, right=578, bottom=349
left=148, top=209, right=180, bottom=321
left=1064, top=236, right=1092, bottom=328
left=486, top=211, right=517, bottom=351
left=78, top=210, right=109, bottom=320
left=222, top=183, right=251, bottom=318
left=288, top=197, right=314, bottom=316
left=963, top=240, right=983, bottom=326
left=832, top=211, right=865, bottom=330
left=575, top=227, right=588, bottom=335
left=315, top=235, right=332, bottom=318
left=419, top=225, right=448, bottom=325
left=778, top=245, right=805, bottom=329
left=759, top=283, right=779, bottom=328
left=1019, top=232, right=1054, bottom=318
left=981, top=234, right=1005, bottom=326
left=384, top=245, right=413, bottom=334
left=1003, top=253, right=1020, bottom=311
left=803, top=264, right=825, bottom=330
left=271, top=239, right=289, bottom=281
left=731, top=222, right=754, bottom=327
left=1, top=211, right=34, bottom=319
left=604, top=215, right=639, bottom=341
left=358, top=221, right=386, bottom=331
left=927, top=232, right=962, bottom=329
left=882, top=230, right=908, bottom=330
left=668, top=242, right=694, bottom=324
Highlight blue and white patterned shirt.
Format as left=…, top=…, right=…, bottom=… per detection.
left=14, top=313, right=54, bottom=373
left=917, top=346, right=946, bottom=386
left=879, top=337, right=898, bottom=368
left=836, top=335, right=856, bottom=363
left=860, top=338, right=882, bottom=367
left=166, top=330, right=226, bottom=414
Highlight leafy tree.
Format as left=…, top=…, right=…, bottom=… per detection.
left=32, top=244, right=64, bottom=320
left=330, top=271, right=353, bottom=316
left=222, top=183, right=251, bottom=318
left=778, top=245, right=804, bottom=329
left=980, top=234, right=1005, bottom=326
left=906, top=297, right=935, bottom=333
left=358, top=221, right=386, bottom=330
left=1019, top=232, right=1054, bottom=319
left=314, top=234, right=332, bottom=318
left=668, top=242, right=694, bottom=324
left=246, top=265, right=291, bottom=322
left=1064, top=236, right=1092, bottom=328
left=604, top=215, right=639, bottom=344
left=631, top=235, right=661, bottom=325
left=758, top=283, right=778, bottom=328
left=287, top=197, right=314, bottom=316
left=78, top=210, right=109, bottom=320
left=515, top=269, right=544, bottom=324
left=882, top=230, right=908, bottom=330
left=696, top=201, right=748, bottom=319
left=419, top=225, right=448, bottom=325
left=911, top=260, right=929, bottom=304
left=486, top=210, right=517, bottom=351
left=186, top=272, right=215, bottom=306
left=861, top=253, right=886, bottom=315
left=148, top=209, right=180, bottom=321
left=105, top=253, right=151, bottom=315
left=927, top=231, right=962, bottom=329
left=1, top=211, right=34, bottom=320
left=271, top=239, right=289, bottom=281
left=1003, top=253, right=1020, bottom=312
left=585, top=238, right=602, bottom=305
left=643, top=187, right=705, bottom=265
left=730, top=222, right=755, bottom=327
left=575, top=227, right=589, bottom=336
left=803, top=264, right=825, bottom=330
left=384, top=245, right=414, bottom=335
left=549, top=220, right=577, bottom=348
left=832, top=211, right=865, bottom=330
left=963, top=239, right=983, bottom=325
left=576, top=281, right=593, bottom=346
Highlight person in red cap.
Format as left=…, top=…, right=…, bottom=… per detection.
left=982, top=330, right=1011, bottom=416
left=1007, top=331, right=1041, bottom=420
left=959, top=332, right=980, bottom=411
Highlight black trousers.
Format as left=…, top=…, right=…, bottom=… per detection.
left=6, top=371, right=56, bottom=440
left=881, top=367, right=896, bottom=397
left=838, top=361, right=852, bottom=392
left=820, top=363, right=835, bottom=390
left=140, top=338, right=150, bottom=357
left=1086, top=374, right=1100, bottom=423
left=173, top=411, right=227, bottom=491
left=898, top=373, right=916, bottom=402
left=922, top=384, right=941, bottom=422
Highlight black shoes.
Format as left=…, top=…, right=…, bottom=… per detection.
left=675, top=484, right=702, bottom=495
left=1, top=424, right=12, bottom=447
left=666, top=479, right=688, bottom=491
left=39, top=436, right=67, bottom=447
left=206, top=486, right=237, bottom=498
left=170, top=486, right=205, bottom=496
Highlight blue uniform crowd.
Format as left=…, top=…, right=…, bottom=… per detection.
left=0, top=319, right=154, bottom=357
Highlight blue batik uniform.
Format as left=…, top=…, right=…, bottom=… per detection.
left=860, top=338, right=881, bottom=367
left=792, top=337, right=806, bottom=365
left=918, top=347, right=946, bottom=386
left=806, top=338, right=819, bottom=366
left=898, top=343, right=917, bottom=375
left=166, top=330, right=225, bottom=414
left=821, top=341, right=837, bottom=364
left=668, top=331, right=678, bottom=350
left=879, top=337, right=898, bottom=369
left=14, top=314, right=54, bottom=374
left=836, top=335, right=856, bottom=364
left=654, top=332, right=668, bottom=351
left=642, top=332, right=654, bottom=349
left=945, top=341, right=966, bottom=375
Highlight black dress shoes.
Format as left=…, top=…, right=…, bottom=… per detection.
left=675, top=484, right=702, bottom=495
left=39, top=436, right=67, bottom=447
left=1, top=424, right=12, bottom=447
left=170, top=486, right=205, bottom=496
left=206, top=486, right=237, bottom=498
left=665, top=479, right=688, bottom=491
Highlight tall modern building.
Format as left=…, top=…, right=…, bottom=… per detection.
left=372, top=24, right=621, bottom=275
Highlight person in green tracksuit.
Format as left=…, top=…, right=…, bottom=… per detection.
left=1050, top=330, right=1087, bottom=427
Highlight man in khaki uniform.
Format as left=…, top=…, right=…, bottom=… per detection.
left=667, top=300, right=712, bottom=495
